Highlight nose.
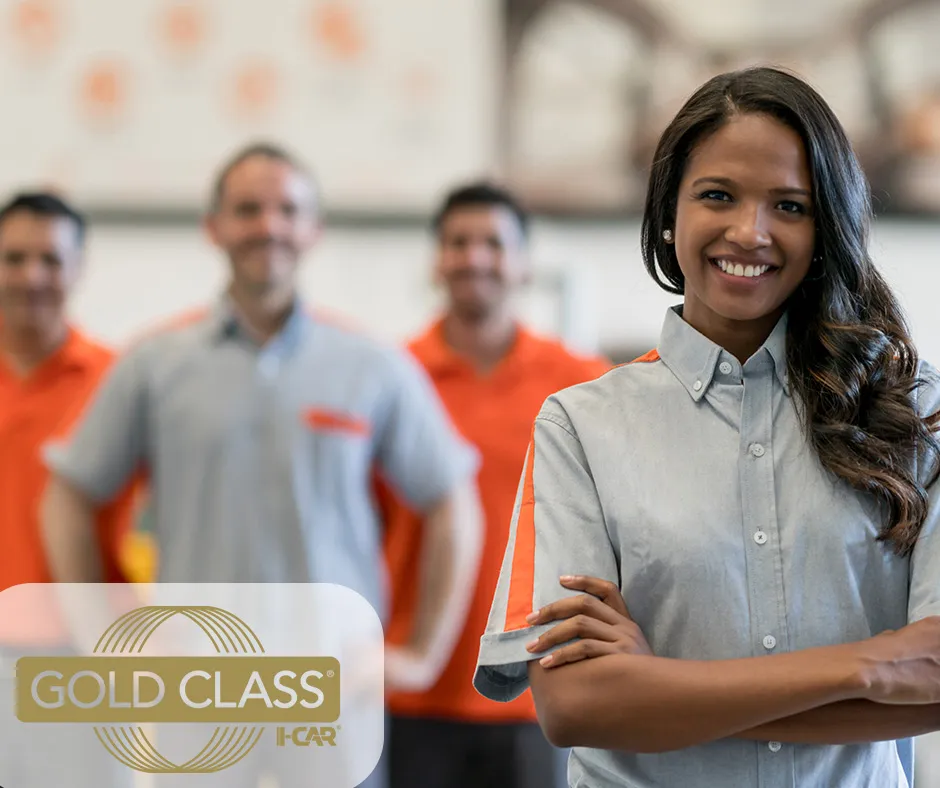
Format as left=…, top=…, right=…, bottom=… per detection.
left=256, top=207, right=287, bottom=237
left=20, top=257, right=49, bottom=286
left=461, top=240, right=495, bottom=271
left=724, top=203, right=772, bottom=250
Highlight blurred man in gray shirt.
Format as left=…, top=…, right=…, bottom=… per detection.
left=40, top=142, right=483, bottom=787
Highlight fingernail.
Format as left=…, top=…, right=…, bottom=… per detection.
left=540, top=655, right=553, bottom=666
left=526, top=639, right=539, bottom=651
left=560, top=575, right=575, bottom=582
left=526, top=611, right=539, bottom=623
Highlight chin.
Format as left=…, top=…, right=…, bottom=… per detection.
left=240, top=255, right=295, bottom=279
left=453, top=300, right=493, bottom=321
left=5, top=312, right=53, bottom=332
left=696, top=278, right=780, bottom=316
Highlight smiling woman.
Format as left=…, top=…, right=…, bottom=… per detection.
left=473, top=66, right=940, bottom=788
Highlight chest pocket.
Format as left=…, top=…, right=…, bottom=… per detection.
left=299, top=407, right=374, bottom=490
left=304, top=408, right=371, bottom=437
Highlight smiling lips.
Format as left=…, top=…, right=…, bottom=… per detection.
left=710, top=257, right=776, bottom=279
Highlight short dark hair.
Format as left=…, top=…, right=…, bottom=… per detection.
left=210, top=141, right=317, bottom=212
left=0, top=192, right=86, bottom=244
left=432, top=181, right=529, bottom=238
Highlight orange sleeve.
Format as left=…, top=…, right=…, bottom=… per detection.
left=504, top=432, right=537, bottom=631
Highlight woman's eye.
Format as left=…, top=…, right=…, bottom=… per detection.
left=698, top=190, right=732, bottom=202
left=778, top=201, right=808, bottom=215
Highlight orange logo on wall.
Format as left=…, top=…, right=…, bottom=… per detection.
left=311, top=1, right=365, bottom=61
left=80, top=61, right=129, bottom=124
left=160, top=1, right=206, bottom=57
left=11, top=0, right=60, bottom=57
left=231, top=61, right=279, bottom=119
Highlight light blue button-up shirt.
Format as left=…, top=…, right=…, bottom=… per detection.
left=475, top=305, right=940, bottom=787
left=46, top=297, right=477, bottom=620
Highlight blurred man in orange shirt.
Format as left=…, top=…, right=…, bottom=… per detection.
left=0, top=193, right=135, bottom=786
left=0, top=192, right=135, bottom=596
left=382, top=183, right=610, bottom=788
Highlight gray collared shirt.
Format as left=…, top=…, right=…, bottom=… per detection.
left=45, top=298, right=477, bottom=620
left=474, top=305, right=940, bottom=787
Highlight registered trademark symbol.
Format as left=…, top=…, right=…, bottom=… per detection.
left=326, top=670, right=334, bottom=678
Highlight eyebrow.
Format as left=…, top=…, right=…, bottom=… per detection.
left=691, top=176, right=811, bottom=197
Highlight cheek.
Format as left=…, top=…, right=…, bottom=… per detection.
left=672, top=213, right=714, bottom=270
left=50, top=271, right=74, bottom=293
left=673, top=235, right=707, bottom=282
left=438, top=252, right=463, bottom=274
left=225, top=222, right=259, bottom=247
left=289, top=221, right=319, bottom=246
left=782, top=227, right=815, bottom=272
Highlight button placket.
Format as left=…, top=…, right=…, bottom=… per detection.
left=739, top=356, right=790, bottom=747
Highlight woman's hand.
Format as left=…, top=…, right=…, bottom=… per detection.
left=858, top=616, right=940, bottom=705
left=524, top=575, right=652, bottom=668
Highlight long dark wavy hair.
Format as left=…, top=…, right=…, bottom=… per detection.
left=641, top=65, right=940, bottom=556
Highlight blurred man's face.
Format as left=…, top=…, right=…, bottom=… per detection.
left=205, top=155, right=320, bottom=298
left=0, top=211, right=83, bottom=335
left=434, top=205, right=528, bottom=321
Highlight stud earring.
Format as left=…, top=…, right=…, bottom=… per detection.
left=663, top=229, right=673, bottom=243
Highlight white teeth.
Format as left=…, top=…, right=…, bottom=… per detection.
left=715, top=259, right=770, bottom=278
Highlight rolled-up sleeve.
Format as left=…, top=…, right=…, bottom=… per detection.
left=473, top=396, right=618, bottom=702
left=909, top=361, right=940, bottom=623
left=373, top=347, right=478, bottom=511
left=44, top=343, right=149, bottom=505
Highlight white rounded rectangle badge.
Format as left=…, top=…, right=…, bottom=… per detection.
left=0, top=582, right=385, bottom=788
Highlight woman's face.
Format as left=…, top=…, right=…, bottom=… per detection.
left=670, top=112, right=816, bottom=342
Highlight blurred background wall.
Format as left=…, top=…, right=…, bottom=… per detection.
left=3, top=0, right=940, bottom=363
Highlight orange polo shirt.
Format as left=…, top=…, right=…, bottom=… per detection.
left=0, top=328, right=137, bottom=645
left=382, top=320, right=610, bottom=723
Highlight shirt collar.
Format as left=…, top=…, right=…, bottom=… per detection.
left=657, top=305, right=789, bottom=401
left=209, top=293, right=311, bottom=352
left=412, top=317, right=542, bottom=375
left=58, top=328, right=102, bottom=370
left=0, top=326, right=99, bottom=382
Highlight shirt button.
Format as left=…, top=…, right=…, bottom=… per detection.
left=750, top=443, right=765, bottom=457
left=719, top=362, right=733, bottom=375
left=768, top=741, right=782, bottom=753
left=754, top=531, right=768, bottom=545
left=693, top=380, right=703, bottom=391
left=763, top=635, right=777, bottom=650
